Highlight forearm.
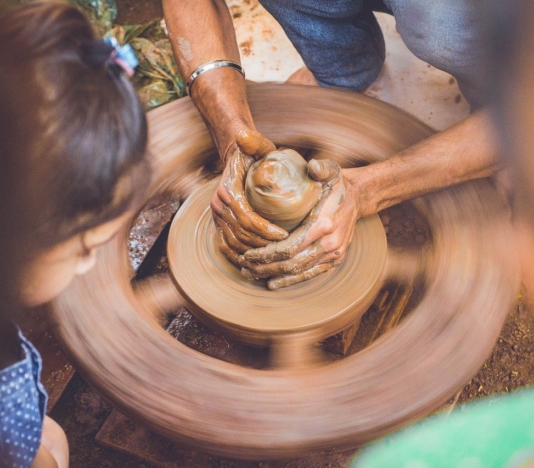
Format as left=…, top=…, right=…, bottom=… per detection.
left=347, top=110, right=502, bottom=216
left=162, top=0, right=255, bottom=158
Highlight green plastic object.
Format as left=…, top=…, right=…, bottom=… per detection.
left=351, top=388, right=534, bottom=468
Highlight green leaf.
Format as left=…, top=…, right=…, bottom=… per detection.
left=70, top=0, right=117, bottom=32
left=137, top=81, right=176, bottom=110
left=130, top=37, right=185, bottom=98
left=68, top=0, right=186, bottom=109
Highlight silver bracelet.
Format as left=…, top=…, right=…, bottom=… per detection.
left=186, top=60, right=245, bottom=95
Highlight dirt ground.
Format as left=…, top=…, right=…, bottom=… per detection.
left=114, top=0, right=162, bottom=25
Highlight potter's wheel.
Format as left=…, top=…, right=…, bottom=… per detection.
left=168, top=178, right=387, bottom=348
left=50, top=83, right=519, bottom=459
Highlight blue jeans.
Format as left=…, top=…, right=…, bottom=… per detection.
left=259, top=0, right=485, bottom=107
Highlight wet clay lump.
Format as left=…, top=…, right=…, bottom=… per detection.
left=245, top=148, right=322, bottom=231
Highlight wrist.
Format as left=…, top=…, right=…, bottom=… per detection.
left=217, top=120, right=256, bottom=164
left=344, top=165, right=381, bottom=218
left=189, top=67, right=256, bottom=161
left=187, top=60, right=245, bottom=96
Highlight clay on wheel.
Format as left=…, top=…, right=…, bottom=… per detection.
left=245, top=148, right=322, bottom=231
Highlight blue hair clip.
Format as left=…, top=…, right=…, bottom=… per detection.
left=104, top=37, right=139, bottom=77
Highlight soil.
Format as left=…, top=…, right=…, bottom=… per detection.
left=114, top=0, right=162, bottom=25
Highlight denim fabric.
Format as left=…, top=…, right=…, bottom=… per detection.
left=0, top=330, right=48, bottom=468
left=259, top=0, right=485, bottom=106
left=260, top=0, right=386, bottom=90
left=384, top=0, right=485, bottom=107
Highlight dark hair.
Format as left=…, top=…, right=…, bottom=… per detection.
left=0, top=1, right=150, bottom=249
left=0, top=53, right=35, bottom=330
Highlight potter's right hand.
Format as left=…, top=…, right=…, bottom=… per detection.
left=211, top=130, right=288, bottom=266
left=239, top=159, right=356, bottom=290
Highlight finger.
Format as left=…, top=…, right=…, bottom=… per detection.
left=215, top=226, right=243, bottom=267
left=231, top=205, right=288, bottom=241
left=243, top=210, right=322, bottom=264
left=210, top=189, right=227, bottom=214
left=236, top=129, right=276, bottom=159
left=242, top=241, right=326, bottom=278
left=226, top=197, right=288, bottom=241
left=240, top=267, right=260, bottom=282
left=307, top=159, right=341, bottom=182
left=267, top=262, right=339, bottom=290
left=212, top=185, right=287, bottom=244
left=243, top=233, right=303, bottom=263
left=213, top=214, right=251, bottom=254
left=218, top=150, right=254, bottom=208
left=218, top=206, right=272, bottom=248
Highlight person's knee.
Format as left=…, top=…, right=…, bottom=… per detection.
left=259, top=0, right=385, bottom=91
left=387, top=0, right=485, bottom=105
left=260, top=0, right=364, bottom=20
left=387, top=1, right=479, bottom=68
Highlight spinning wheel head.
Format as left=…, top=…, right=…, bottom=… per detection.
left=167, top=178, right=387, bottom=346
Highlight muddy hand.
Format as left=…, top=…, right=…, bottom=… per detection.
left=241, top=159, right=359, bottom=289
left=211, top=130, right=288, bottom=265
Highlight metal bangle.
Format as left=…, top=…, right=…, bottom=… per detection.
left=186, top=60, right=245, bottom=95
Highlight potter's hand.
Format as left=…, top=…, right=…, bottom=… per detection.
left=241, top=159, right=358, bottom=289
left=211, top=130, right=288, bottom=266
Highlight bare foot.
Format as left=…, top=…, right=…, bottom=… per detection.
left=286, top=66, right=319, bottom=86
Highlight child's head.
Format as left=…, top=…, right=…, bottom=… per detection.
left=0, top=1, right=150, bottom=307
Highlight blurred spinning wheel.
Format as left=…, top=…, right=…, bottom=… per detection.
left=51, top=84, right=519, bottom=459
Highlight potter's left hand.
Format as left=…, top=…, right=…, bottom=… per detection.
left=241, top=159, right=359, bottom=289
left=211, top=130, right=289, bottom=266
